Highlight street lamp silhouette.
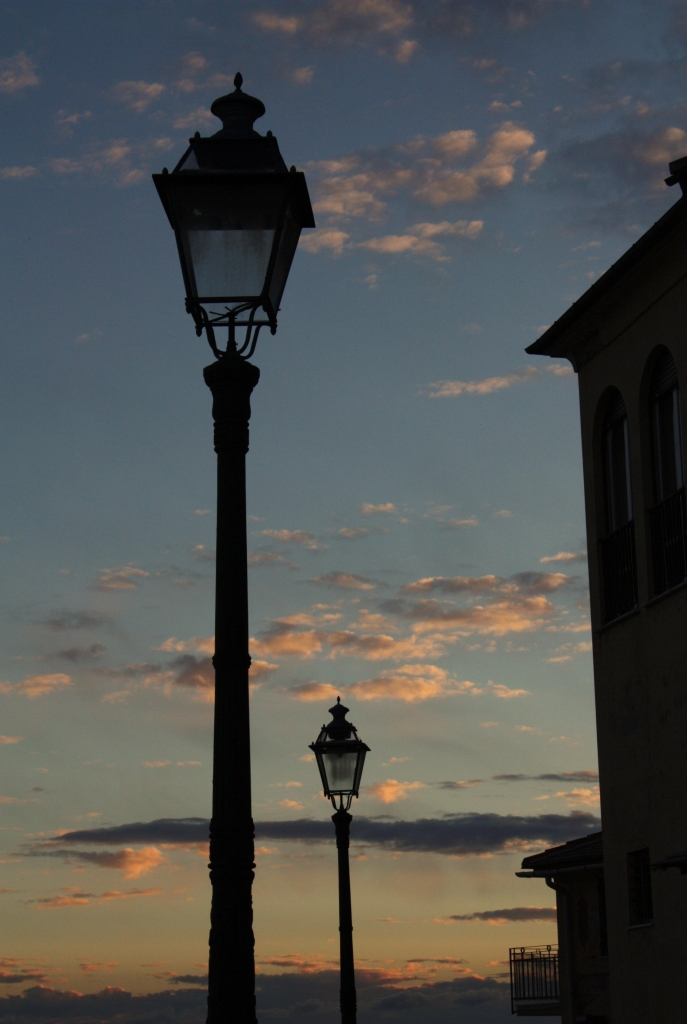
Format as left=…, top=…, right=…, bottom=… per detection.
left=152, top=74, right=314, bottom=1024
left=310, top=698, right=370, bottom=1024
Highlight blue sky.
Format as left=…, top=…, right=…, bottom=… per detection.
left=0, top=1, right=684, bottom=1020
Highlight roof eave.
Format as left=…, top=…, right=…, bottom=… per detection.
left=526, top=192, right=687, bottom=362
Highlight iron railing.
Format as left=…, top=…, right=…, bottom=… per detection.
left=509, top=945, right=559, bottom=1014
left=649, top=488, right=687, bottom=595
left=600, top=520, right=637, bottom=623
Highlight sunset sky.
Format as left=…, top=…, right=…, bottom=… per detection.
left=1, top=1, right=684, bottom=1021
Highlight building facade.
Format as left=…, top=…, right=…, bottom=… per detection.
left=516, top=158, right=687, bottom=1023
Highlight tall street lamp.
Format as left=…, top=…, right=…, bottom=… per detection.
left=310, top=698, right=370, bottom=1024
left=152, top=74, right=315, bottom=1024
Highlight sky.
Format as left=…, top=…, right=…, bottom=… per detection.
left=0, top=1, right=685, bottom=1021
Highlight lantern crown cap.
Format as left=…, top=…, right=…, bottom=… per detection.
left=325, top=696, right=355, bottom=740
left=210, top=73, right=266, bottom=139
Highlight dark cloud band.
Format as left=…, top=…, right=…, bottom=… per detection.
left=53, top=811, right=599, bottom=857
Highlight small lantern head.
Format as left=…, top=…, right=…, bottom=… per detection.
left=152, top=73, right=315, bottom=359
left=309, top=698, right=370, bottom=810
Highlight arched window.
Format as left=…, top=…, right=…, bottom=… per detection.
left=600, top=391, right=637, bottom=621
left=648, top=351, right=686, bottom=593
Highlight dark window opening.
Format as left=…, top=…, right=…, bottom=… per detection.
left=627, top=848, right=653, bottom=926
left=649, top=352, right=686, bottom=594
left=600, top=392, right=637, bottom=621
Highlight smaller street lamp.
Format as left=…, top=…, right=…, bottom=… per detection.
left=310, top=698, right=370, bottom=1024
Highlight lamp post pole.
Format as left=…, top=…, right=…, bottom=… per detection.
left=152, top=73, right=315, bottom=1024
left=309, top=699, right=370, bottom=1024
left=333, top=807, right=357, bottom=1024
left=204, top=353, right=260, bottom=1024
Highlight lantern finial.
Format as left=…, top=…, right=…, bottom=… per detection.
left=210, top=75, right=266, bottom=138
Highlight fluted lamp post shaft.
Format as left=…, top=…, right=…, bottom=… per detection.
left=309, top=699, right=370, bottom=1024
left=152, top=72, right=314, bottom=1024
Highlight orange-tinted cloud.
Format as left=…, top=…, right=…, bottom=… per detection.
left=367, top=779, right=426, bottom=803
left=398, top=595, right=556, bottom=636
left=288, top=682, right=340, bottom=702
left=30, top=886, right=162, bottom=909
left=96, top=566, right=149, bottom=590
left=69, top=846, right=166, bottom=879
left=0, top=673, right=73, bottom=699
left=348, top=664, right=477, bottom=702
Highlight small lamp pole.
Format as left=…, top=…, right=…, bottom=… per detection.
left=152, top=75, right=314, bottom=1024
left=310, top=698, right=370, bottom=1024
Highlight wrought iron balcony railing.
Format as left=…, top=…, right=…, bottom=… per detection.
left=509, top=945, right=559, bottom=1015
left=600, top=520, right=637, bottom=623
left=649, top=487, right=687, bottom=595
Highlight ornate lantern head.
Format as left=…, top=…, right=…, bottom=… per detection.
left=310, top=698, right=370, bottom=810
left=153, top=73, right=315, bottom=359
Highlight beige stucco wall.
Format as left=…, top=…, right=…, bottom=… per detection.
left=571, top=220, right=687, bottom=1023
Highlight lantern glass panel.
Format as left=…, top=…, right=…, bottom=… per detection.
left=188, top=228, right=276, bottom=299
left=169, top=175, right=292, bottom=301
left=322, top=747, right=359, bottom=794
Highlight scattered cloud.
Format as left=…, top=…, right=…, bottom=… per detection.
left=55, top=644, right=105, bottom=663
left=299, top=228, right=351, bottom=254
left=253, top=12, right=302, bottom=34
left=248, top=551, right=298, bottom=568
left=486, top=681, right=529, bottom=699
left=39, top=611, right=109, bottom=632
left=55, top=109, right=93, bottom=130
left=348, top=664, right=476, bottom=702
left=292, top=66, right=315, bottom=84
left=261, top=529, right=323, bottom=550
left=250, top=659, right=279, bottom=683
left=156, top=636, right=214, bottom=655
left=428, top=362, right=572, bottom=397
left=367, top=779, right=427, bottom=803
left=401, top=572, right=570, bottom=596
left=96, top=566, right=149, bottom=591
left=540, top=550, right=587, bottom=563
left=0, top=736, right=23, bottom=745
left=172, top=107, right=216, bottom=130
left=0, top=165, right=39, bottom=179
left=336, top=527, right=370, bottom=539
left=428, top=366, right=539, bottom=397
left=493, top=771, right=598, bottom=783
left=536, top=786, right=600, bottom=808
left=29, top=887, right=162, bottom=909
left=25, top=845, right=166, bottom=879
left=546, top=640, right=593, bottom=663
left=0, top=673, right=72, bottom=699
left=112, top=81, right=166, bottom=113
left=287, top=681, right=340, bottom=702
left=278, top=799, right=305, bottom=810
left=191, top=544, right=215, bottom=563
left=361, top=502, right=397, bottom=515
left=0, top=52, right=39, bottom=94
left=447, top=906, right=557, bottom=924
left=437, top=779, right=483, bottom=790
left=309, top=571, right=376, bottom=590
left=49, top=136, right=174, bottom=187
left=357, top=220, right=483, bottom=261
left=384, top=593, right=556, bottom=636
